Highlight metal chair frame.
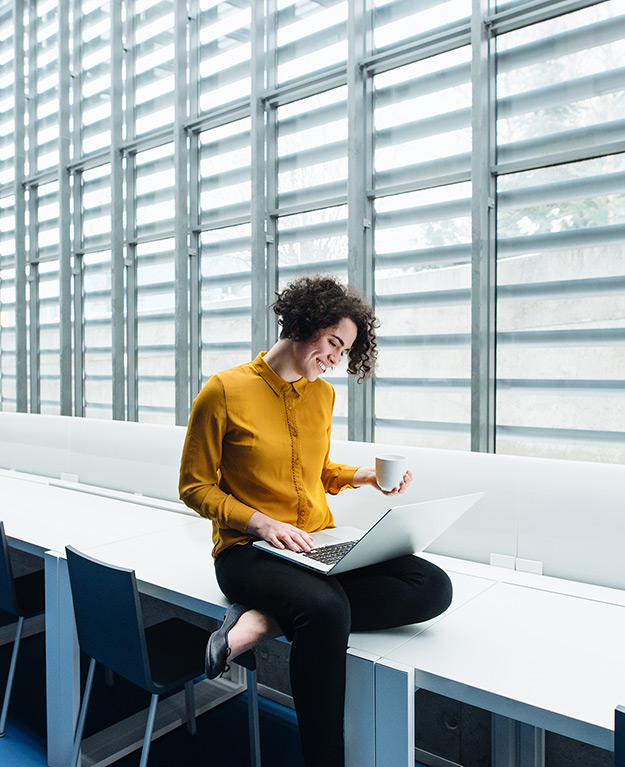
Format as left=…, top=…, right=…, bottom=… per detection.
left=65, top=546, right=261, bottom=767
left=0, top=520, right=45, bottom=737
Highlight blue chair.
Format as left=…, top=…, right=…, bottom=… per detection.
left=0, top=520, right=45, bottom=737
left=617, top=705, right=625, bottom=766
left=65, top=546, right=261, bottom=767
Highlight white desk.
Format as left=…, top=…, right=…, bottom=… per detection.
left=0, top=474, right=196, bottom=557
left=0, top=474, right=217, bottom=767
left=7, top=470, right=620, bottom=767
left=372, top=575, right=625, bottom=767
left=343, top=560, right=503, bottom=767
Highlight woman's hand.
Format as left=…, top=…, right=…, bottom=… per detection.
left=351, top=466, right=413, bottom=497
left=247, top=511, right=314, bottom=553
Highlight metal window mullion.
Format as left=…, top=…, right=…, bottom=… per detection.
left=251, top=0, right=268, bottom=357
left=125, top=151, right=138, bottom=422
left=266, top=0, right=279, bottom=349
left=58, top=0, right=72, bottom=415
left=72, top=175, right=84, bottom=416
left=28, top=7, right=38, bottom=177
left=111, top=0, right=125, bottom=420
left=174, top=0, right=189, bottom=425
left=126, top=0, right=137, bottom=144
left=126, top=241, right=138, bottom=422
left=125, top=0, right=138, bottom=421
left=28, top=259, right=40, bottom=413
left=27, top=10, right=39, bottom=413
left=73, top=254, right=84, bottom=417
left=470, top=0, right=497, bottom=453
left=188, top=0, right=201, bottom=401
left=13, top=0, right=27, bottom=412
left=347, top=0, right=374, bottom=443
left=72, top=0, right=83, bottom=417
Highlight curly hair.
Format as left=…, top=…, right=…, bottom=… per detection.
left=272, top=276, right=378, bottom=381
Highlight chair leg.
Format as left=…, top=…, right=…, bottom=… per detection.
left=246, top=667, right=261, bottom=767
left=184, top=680, right=196, bottom=735
left=139, top=693, right=159, bottom=767
left=71, top=657, right=97, bottom=767
left=0, top=616, right=25, bottom=737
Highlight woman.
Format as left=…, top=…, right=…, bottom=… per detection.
left=179, top=276, right=452, bottom=767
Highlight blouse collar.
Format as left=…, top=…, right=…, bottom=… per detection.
left=252, top=352, right=310, bottom=397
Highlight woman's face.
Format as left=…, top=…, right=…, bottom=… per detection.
left=293, top=317, right=358, bottom=382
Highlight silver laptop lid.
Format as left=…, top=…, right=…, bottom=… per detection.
left=328, top=492, right=483, bottom=574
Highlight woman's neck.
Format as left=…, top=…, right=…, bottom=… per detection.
left=263, top=339, right=302, bottom=383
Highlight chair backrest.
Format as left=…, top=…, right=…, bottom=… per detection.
left=617, top=706, right=625, bottom=767
left=65, top=546, right=152, bottom=691
left=0, top=521, right=18, bottom=616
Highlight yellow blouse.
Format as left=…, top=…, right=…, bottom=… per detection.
left=179, top=352, right=358, bottom=558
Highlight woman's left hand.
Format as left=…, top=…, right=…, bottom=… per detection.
left=351, top=466, right=413, bottom=496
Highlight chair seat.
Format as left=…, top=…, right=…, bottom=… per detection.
left=145, top=618, right=209, bottom=693
left=12, top=569, right=45, bottom=618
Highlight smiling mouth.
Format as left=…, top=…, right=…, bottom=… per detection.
left=317, top=360, right=327, bottom=374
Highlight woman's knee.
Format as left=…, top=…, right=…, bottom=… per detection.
left=425, top=564, right=453, bottom=618
left=293, top=583, right=351, bottom=638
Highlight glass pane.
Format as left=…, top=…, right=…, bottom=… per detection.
left=0, top=267, right=17, bottom=411
left=198, top=0, right=251, bottom=112
left=374, top=47, right=472, bottom=190
left=199, top=118, right=251, bottom=227
left=497, top=2, right=625, bottom=166
left=35, top=1, right=60, bottom=172
left=277, top=205, right=349, bottom=428
left=82, top=164, right=111, bottom=250
left=136, top=142, right=175, bottom=239
left=276, top=0, right=347, bottom=84
left=374, top=0, right=470, bottom=51
left=0, top=3, right=14, bottom=186
left=277, top=205, right=348, bottom=280
left=83, top=250, right=113, bottom=419
left=199, top=224, right=252, bottom=377
left=374, top=184, right=472, bottom=449
left=80, top=0, right=111, bottom=155
left=136, top=238, right=175, bottom=423
left=0, top=194, right=15, bottom=269
left=38, top=260, right=61, bottom=414
left=36, top=180, right=60, bottom=260
left=277, top=86, right=347, bottom=209
left=133, top=0, right=175, bottom=136
left=496, top=156, right=625, bottom=463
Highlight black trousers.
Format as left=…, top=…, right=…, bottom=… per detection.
left=215, top=542, right=452, bottom=767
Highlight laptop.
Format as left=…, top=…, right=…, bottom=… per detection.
left=253, top=492, right=483, bottom=575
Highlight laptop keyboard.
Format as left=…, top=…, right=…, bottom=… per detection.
left=303, top=540, right=358, bottom=566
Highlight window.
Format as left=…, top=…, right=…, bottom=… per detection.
left=0, top=267, right=17, bottom=411
left=372, top=47, right=472, bottom=448
left=132, top=0, right=175, bottom=136
left=0, top=0, right=622, bottom=462
left=198, top=0, right=252, bottom=112
left=495, top=1, right=625, bottom=462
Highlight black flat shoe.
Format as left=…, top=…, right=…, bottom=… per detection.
left=205, top=603, right=250, bottom=679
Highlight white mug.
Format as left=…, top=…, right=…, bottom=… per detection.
left=375, top=454, right=408, bottom=492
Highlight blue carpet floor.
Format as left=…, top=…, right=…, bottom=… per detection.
left=0, top=629, right=427, bottom=767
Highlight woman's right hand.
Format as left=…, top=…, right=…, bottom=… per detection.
left=247, top=511, right=314, bottom=553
